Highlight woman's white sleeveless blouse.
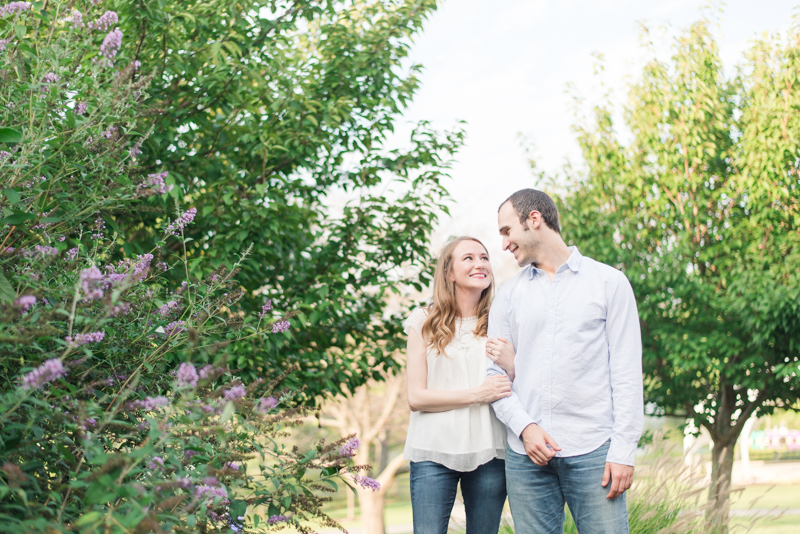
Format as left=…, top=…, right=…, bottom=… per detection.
left=403, top=307, right=506, bottom=472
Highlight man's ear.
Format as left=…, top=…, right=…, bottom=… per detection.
left=528, top=210, right=542, bottom=229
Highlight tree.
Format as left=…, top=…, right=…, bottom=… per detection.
left=319, top=365, right=409, bottom=534
left=111, top=0, right=462, bottom=400
left=555, top=17, right=800, bottom=525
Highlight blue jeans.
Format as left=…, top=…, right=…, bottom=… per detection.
left=505, top=440, right=628, bottom=534
left=410, top=458, right=506, bottom=534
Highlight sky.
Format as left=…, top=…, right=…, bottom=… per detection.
left=394, top=0, right=799, bottom=283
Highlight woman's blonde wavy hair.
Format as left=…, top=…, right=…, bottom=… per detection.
left=421, top=237, right=494, bottom=357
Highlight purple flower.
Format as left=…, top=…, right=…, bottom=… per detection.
left=224, top=385, right=246, bottom=401
left=148, top=456, right=164, bottom=470
left=0, top=37, right=13, bottom=51
left=66, top=10, right=83, bottom=27
left=0, top=2, right=31, bottom=18
left=258, top=300, right=272, bottom=318
left=86, top=417, right=97, bottom=427
left=65, top=331, right=105, bottom=347
left=156, top=300, right=180, bottom=317
left=58, top=236, right=66, bottom=242
left=88, top=11, right=118, bottom=31
left=164, top=208, right=197, bottom=235
left=353, top=474, right=380, bottom=492
left=198, top=365, right=217, bottom=380
left=176, top=362, right=198, bottom=388
left=132, top=396, right=169, bottom=410
left=43, top=72, right=59, bottom=84
left=75, top=102, right=88, bottom=115
left=268, top=515, right=289, bottom=524
left=339, top=438, right=360, bottom=458
left=15, top=295, right=36, bottom=312
left=110, top=302, right=130, bottom=317
left=135, top=172, right=172, bottom=198
left=99, top=28, right=122, bottom=60
left=272, top=320, right=290, bottom=334
left=195, top=485, right=228, bottom=505
left=0, top=150, right=11, bottom=160
left=66, top=247, right=78, bottom=261
left=224, top=462, right=239, bottom=471
left=20, top=358, right=67, bottom=389
left=184, top=450, right=198, bottom=460
left=202, top=476, right=219, bottom=486
left=257, top=396, right=278, bottom=413
left=163, top=320, right=186, bottom=337
left=80, top=265, right=104, bottom=300
left=25, top=244, right=58, bottom=257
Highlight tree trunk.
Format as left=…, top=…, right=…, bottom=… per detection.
left=346, top=487, right=355, bottom=522
left=358, top=488, right=387, bottom=534
left=707, top=436, right=736, bottom=532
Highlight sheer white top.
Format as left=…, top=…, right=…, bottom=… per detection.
left=403, top=307, right=506, bottom=472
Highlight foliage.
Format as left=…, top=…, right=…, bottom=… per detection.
left=554, top=14, right=800, bottom=518
left=0, top=2, right=383, bottom=531
left=108, top=0, right=463, bottom=400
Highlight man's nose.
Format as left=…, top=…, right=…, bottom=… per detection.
left=502, top=236, right=510, bottom=251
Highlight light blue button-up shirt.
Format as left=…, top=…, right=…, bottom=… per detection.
left=487, top=247, right=643, bottom=466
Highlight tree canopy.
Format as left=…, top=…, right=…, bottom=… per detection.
left=555, top=17, right=800, bottom=518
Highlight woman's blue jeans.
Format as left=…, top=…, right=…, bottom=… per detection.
left=409, top=458, right=506, bottom=534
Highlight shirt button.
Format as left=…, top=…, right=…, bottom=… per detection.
left=547, top=334, right=552, bottom=338
left=545, top=361, right=550, bottom=365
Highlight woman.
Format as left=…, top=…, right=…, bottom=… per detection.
left=404, top=237, right=517, bottom=534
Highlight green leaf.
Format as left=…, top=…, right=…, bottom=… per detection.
left=219, top=401, right=235, bottom=423
left=0, top=127, right=22, bottom=143
left=74, top=511, right=103, bottom=527
left=14, top=25, right=26, bottom=39
left=229, top=499, right=247, bottom=521
left=3, top=189, right=20, bottom=205
left=0, top=211, right=36, bottom=225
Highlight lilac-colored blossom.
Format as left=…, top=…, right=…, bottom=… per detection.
left=15, top=295, right=36, bottom=312
left=66, top=247, right=78, bottom=261
left=148, top=457, right=164, bottom=470
left=0, top=150, right=11, bottom=160
left=66, top=10, right=83, bottom=27
left=0, top=37, right=12, bottom=51
left=131, top=396, right=169, bottom=410
left=76, top=102, right=88, bottom=115
left=267, top=515, right=289, bottom=524
left=86, top=417, right=97, bottom=427
left=88, top=10, right=118, bottom=31
left=99, top=28, right=122, bottom=60
left=163, top=320, right=186, bottom=337
left=202, top=476, right=219, bottom=486
left=25, top=245, right=58, bottom=257
left=339, top=438, right=360, bottom=458
left=110, top=302, right=130, bottom=317
left=20, top=358, right=66, bottom=389
left=135, top=172, right=172, bottom=197
left=0, top=2, right=31, bottom=18
left=80, top=265, right=104, bottom=300
left=257, top=396, right=278, bottom=413
left=272, top=320, right=290, bottom=334
left=164, top=208, right=197, bottom=235
left=58, top=236, right=65, bottom=242
left=157, top=300, right=180, bottom=317
left=184, top=450, right=198, bottom=460
left=65, top=331, right=105, bottom=347
left=224, top=462, right=239, bottom=471
left=223, top=385, right=246, bottom=401
left=176, top=362, right=198, bottom=388
left=195, top=485, right=228, bottom=505
left=43, top=72, right=59, bottom=84
left=353, top=474, right=381, bottom=492
left=258, top=300, right=272, bottom=318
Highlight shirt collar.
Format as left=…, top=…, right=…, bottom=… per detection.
left=528, top=246, right=582, bottom=280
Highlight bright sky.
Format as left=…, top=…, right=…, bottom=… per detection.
left=397, top=0, right=799, bottom=283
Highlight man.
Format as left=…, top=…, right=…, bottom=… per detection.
left=486, top=188, right=643, bottom=533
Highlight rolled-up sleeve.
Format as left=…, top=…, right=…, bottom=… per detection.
left=605, top=273, right=644, bottom=466
left=488, top=289, right=536, bottom=438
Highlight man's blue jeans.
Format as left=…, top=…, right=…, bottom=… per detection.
left=505, top=440, right=629, bottom=534
left=410, top=458, right=506, bottom=534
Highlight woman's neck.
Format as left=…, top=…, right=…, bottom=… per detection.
left=454, top=287, right=481, bottom=318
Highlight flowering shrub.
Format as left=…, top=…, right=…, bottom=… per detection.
left=0, top=2, right=369, bottom=531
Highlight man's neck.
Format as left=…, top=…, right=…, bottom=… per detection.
left=532, top=238, right=572, bottom=281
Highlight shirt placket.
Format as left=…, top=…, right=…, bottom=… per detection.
left=538, top=271, right=558, bottom=435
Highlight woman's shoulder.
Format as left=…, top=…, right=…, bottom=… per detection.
left=403, top=306, right=430, bottom=337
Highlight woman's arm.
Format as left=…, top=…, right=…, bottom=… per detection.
left=406, top=329, right=511, bottom=413
left=486, top=337, right=516, bottom=381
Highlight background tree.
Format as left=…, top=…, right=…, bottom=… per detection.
left=111, top=0, right=462, bottom=400
left=319, top=364, right=408, bottom=534
left=555, top=17, right=800, bottom=524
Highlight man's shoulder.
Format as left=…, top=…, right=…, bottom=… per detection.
left=580, top=255, right=628, bottom=282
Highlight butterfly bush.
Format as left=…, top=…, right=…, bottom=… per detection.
left=0, top=2, right=369, bottom=531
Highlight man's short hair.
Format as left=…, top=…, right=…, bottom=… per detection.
left=500, top=189, right=561, bottom=234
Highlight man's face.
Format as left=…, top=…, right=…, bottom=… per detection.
left=498, top=201, right=539, bottom=267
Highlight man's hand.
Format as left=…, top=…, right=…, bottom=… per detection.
left=602, top=462, right=634, bottom=499
left=520, top=423, right=561, bottom=466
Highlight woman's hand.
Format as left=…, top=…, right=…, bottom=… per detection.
left=487, top=337, right=516, bottom=381
left=474, top=375, right=512, bottom=404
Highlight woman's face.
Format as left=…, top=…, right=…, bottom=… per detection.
left=448, top=240, right=492, bottom=293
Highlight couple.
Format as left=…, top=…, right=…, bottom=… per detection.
left=403, top=189, right=644, bottom=534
